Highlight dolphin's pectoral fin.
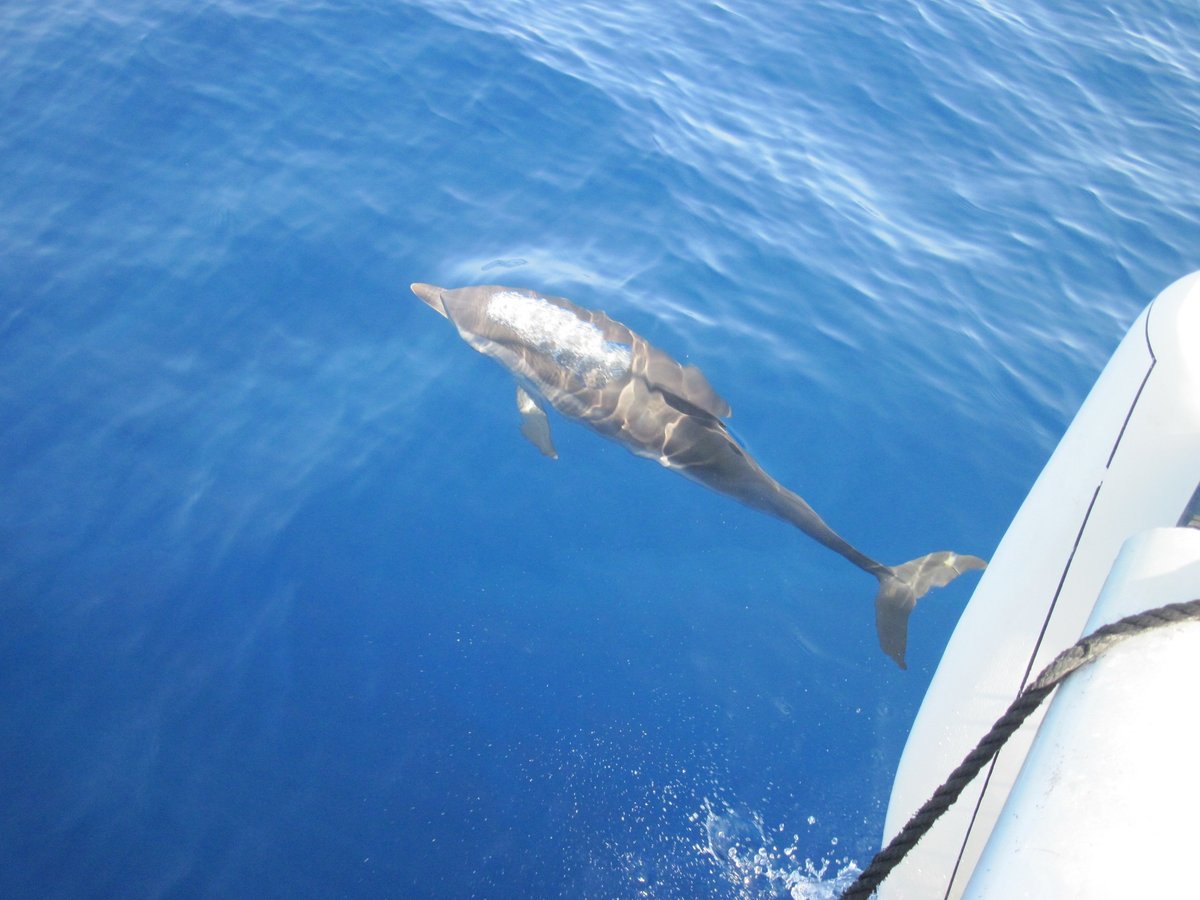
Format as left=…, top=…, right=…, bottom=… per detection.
left=516, top=386, right=558, bottom=459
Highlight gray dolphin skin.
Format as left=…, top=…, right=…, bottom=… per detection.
left=411, top=282, right=986, bottom=668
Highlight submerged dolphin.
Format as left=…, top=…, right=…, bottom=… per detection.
left=411, top=282, right=985, bottom=667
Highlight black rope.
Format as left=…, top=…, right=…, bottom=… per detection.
left=841, top=598, right=1200, bottom=900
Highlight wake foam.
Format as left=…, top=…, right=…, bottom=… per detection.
left=513, top=724, right=863, bottom=898
left=693, top=797, right=861, bottom=899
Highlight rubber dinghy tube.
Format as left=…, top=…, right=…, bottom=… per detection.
left=840, top=597, right=1200, bottom=899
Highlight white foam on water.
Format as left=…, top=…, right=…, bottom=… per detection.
left=693, top=797, right=861, bottom=899
left=487, top=290, right=631, bottom=386
left=511, top=724, right=861, bottom=898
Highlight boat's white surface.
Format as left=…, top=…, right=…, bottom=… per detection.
left=879, top=272, right=1200, bottom=899
left=963, top=527, right=1200, bottom=897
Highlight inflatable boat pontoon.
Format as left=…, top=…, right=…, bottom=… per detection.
left=878, top=272, right=1200, bottom=898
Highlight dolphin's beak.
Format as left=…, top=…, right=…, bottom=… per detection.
left=411, top=283, right=449, bottom=318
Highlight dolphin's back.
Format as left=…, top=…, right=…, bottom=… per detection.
left=443, top=285, right=731, bottom=428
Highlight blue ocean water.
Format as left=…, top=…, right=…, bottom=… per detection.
left=2, top=0, right=1197, bottom=896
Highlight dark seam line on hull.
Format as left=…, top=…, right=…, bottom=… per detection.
left=942, top=300, right=1159, bottom=899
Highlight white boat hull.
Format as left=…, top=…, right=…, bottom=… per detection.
left=881, top=272, right=1200, bottom=898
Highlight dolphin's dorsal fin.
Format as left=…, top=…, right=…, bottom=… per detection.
left=641, top=345, right=732, bottom=419
left=516, top=386, right=558, bottom=458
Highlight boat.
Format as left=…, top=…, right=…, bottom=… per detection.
left=876, top=271, right=1200, bottom=898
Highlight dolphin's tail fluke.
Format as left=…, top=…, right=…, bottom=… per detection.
left=873, top=552, right=987, bottom=669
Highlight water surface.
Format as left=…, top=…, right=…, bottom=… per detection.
left=2, top=1, right=1197, bottom=896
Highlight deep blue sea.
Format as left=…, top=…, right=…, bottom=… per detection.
left=2, top=1, right=1197, bottom=897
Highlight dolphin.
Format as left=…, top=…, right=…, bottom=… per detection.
left=411, top=282, right=985, bottom=668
